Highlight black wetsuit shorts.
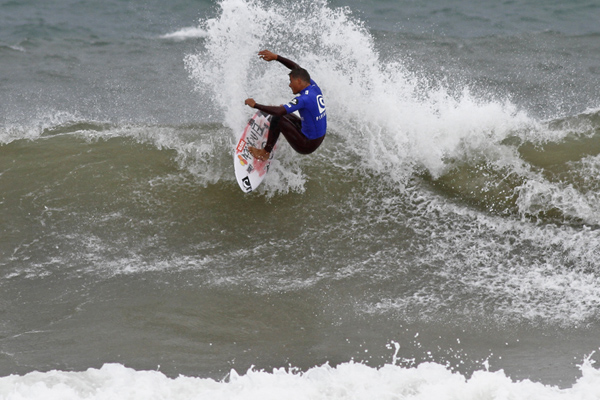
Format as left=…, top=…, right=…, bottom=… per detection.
left=264, top=114, right=326, bottom=154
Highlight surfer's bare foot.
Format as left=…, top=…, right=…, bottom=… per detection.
left=249, top=147, right=270, bottom=161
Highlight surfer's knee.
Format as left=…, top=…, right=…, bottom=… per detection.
left=270, top=115, right=282, bottom=128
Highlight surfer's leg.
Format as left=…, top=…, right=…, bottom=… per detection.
left=264, top=116, right=282, bottom=153
left=277, top=114, right=325, bottom=155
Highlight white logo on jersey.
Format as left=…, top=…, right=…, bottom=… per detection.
left=286, top=98, right=299, bottom=108
left=317, top=94, right=326, bottom=114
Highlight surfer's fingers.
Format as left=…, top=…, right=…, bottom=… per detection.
left=258, top=50, right=276, bottom=61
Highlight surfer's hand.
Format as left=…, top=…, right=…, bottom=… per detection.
left=249, top=147, right=270, bottom=161
left=258, top=50, right=277, bottom=62
left=245, top=98, right=256, bottom=108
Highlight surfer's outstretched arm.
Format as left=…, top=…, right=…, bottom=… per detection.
left=244, top=98, right=287, bottom=116
left=258, top=50, right=300, bottom=70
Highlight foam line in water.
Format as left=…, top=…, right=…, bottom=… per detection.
left=160, top=26, right=208, bottom=40
left=2, top=359, right=600, bottom=399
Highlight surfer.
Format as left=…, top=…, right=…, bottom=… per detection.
left=244, top=50, right=327, bottom=161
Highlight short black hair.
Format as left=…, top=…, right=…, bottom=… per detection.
left=289, top=67, right=311, bottom=83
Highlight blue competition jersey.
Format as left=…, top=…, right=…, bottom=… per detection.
left=283, top=79, right=327, bottom=139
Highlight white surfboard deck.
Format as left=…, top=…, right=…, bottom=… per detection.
left=234, top=111, right=276, bottom=193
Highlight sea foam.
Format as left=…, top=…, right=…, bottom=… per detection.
left=160, top=26, right=208, bottom=40
left=183, top=0, right=535, bottom=191
left=1, top=359, right=600, bottom=400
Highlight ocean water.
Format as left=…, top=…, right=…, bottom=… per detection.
left=2, top=0, right=600, bottom=398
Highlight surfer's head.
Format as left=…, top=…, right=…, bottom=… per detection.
left=288, top=68, right=311, bottom=94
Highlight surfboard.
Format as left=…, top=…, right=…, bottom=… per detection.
left=234, top=111, right=276, bottom=193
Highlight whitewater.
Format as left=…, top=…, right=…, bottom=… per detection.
left=3, top=359, right=600, bottom=400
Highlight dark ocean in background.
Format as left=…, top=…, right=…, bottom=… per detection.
left=2, top=0, right=600, bottom=398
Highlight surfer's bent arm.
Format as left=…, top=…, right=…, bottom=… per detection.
left=275, top=55, right=300, bottom=71
left=258, top=50, right=300, bottom=70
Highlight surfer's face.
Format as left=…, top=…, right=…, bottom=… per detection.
left=289, top=76, right=304, bottom=94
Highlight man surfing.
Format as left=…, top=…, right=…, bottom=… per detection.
left=244, top=50, right=327, bottom=161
